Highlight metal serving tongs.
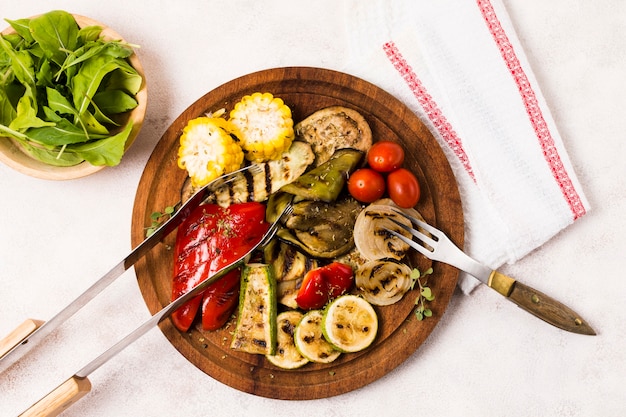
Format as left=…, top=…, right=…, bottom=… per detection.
left=0, top=165, right=260, bottom=372
left=386, top=209, right=595, bottom=336
left=17, top=201, right=293, bottom=417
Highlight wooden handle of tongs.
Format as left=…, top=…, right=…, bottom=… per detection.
left=20, top=376, right=92, bottom=417
left=0, top=319, right=44, bottom=358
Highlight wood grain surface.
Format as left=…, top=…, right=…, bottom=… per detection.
left=130, top=67, right=463, bottom=399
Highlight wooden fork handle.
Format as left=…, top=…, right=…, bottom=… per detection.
left=489, top=271, right=596, bottom=335
left=20, top=376, right=92, bottom=417
left=0, top=319, right=44, bottom=358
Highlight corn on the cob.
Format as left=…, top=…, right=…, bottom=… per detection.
left=229, top=92, right=294, bottom=163
left=177, top=117, right=244, bottom=187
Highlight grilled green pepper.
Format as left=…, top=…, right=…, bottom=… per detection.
left=279, top=148, right=363, bottom=202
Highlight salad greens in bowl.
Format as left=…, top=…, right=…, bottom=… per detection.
left=0, top=10, right=147, bottom=180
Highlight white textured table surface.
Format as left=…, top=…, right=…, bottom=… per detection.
left=1, top=1, right=625, bottom=416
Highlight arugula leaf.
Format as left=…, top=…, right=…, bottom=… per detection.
left=77, top=26, right=103, bottom=44
left=0, top=36, right=37, bottom=90
left=71, top=54, right=123, bottom=115
left=0, top=88, right=17, bottom=125
left=0, top=10, right=142, bottom=167
left=26, top=118, right=106, bottom=146
left=29, top=11, right=78, bottom=65
left=5, top=18, right=33, bottom=43
left=67, top=121, right=133, bottom=166
left=93, top=90, right=138, bottom=114
left=15, top=138, right=85, bottom=166
left=9, top=92, right=54, bottom=131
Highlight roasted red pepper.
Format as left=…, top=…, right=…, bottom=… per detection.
left=171, top=202, right=268, bottom=332
left=295, top=262, right=354, bottom=310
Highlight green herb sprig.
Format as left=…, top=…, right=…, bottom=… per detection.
left=146, top=206, right=176, bottom=237
left=410, top=267, right=434, bottom=320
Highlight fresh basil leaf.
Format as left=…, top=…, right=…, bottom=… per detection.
left=67, top=121, right=133, bottom=166
left=93, top=90, right=138, bottom=114
left=29, top=11, right=79, bottom=65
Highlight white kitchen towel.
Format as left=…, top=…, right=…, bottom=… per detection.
left=343, top=0, right=590, bottom=293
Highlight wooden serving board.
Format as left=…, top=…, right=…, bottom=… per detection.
left=130, top=67, right=463, bottom=400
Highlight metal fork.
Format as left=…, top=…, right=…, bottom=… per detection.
left=386, top=210, right=595, bottom=336
left=18, top=202, right=292, bottom=417
left=0, top=164, right=261, bottom=372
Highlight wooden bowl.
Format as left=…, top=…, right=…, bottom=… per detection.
left=0, top=14, right=147, bottom=180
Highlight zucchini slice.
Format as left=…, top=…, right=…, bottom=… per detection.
left=294, top=310, right=341, bottom=364
left=322, top=294, right=378, bottom=353
left=266, top=311, right=309, bottom=369
left=230, top=264, right=277, bottom=355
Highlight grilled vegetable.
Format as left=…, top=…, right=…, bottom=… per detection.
left=353, top=200, right=414, bottom=261
left=177, top=117, right=244, bottom=187
left=322, top=294, right=378, bottom=352
left=264, top=240, right=319, bottom=308
left=203, top=141, right=314, bottom=207
left=277, top=197, right=363, bottom=258
left=266, top=311, right=309, bottom=369
left=295, top=262, right=354, bottom=310
left=280, top=148, right=364, bottom=202
left=171, top=202, right=269, bottom=332
left=294, top=310, right=341, bottom=364
left=229, top=92, right=295, bottom=162
left=295, top=106, right=373, bottom=166
left=355, top=258, right=413, bottom=306
left=230, top=264, right=277, bottom=355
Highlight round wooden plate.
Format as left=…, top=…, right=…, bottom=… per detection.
left=131, top=67, right=463, bottom=400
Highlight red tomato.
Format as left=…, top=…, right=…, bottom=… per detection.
left=367, top=141, right=405, bottom=172
left=387, top=168, right=421, bottom=208
left=295, top=262, right=354, bottom=310
left=347, top=168, right=386, bottom=203
left=171, top=202, right=269, bottom=332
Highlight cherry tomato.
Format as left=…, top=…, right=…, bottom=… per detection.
left=347, top=168, right=386, bottom=203
left=296, top=262, right=354, bottom=310
left=387, top=168, right=421, bottom=208
left=367, top=141, right=405, bottom=173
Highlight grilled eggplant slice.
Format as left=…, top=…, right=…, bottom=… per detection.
left=277, top=197, right=363, bottom=259
left=295, top=106, right=372, bottom=166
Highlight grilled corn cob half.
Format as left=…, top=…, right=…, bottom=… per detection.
left=229, top=92, right=295, bottom=163
left=177, top=117, right=244, bottom=187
